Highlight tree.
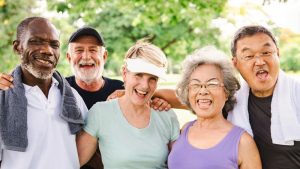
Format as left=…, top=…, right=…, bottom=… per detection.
left=0, top=0, right=37, bottom=73
left=49, top=0, right=227, bottom=75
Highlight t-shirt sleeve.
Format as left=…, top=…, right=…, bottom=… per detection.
left=84, top=104, right=100, bottom=138
left=168, top=109, right=180, bottom=142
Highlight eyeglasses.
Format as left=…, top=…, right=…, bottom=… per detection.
left=188, top=80, right=224, bottom=93
left=240, top=50, right=275, bottom=62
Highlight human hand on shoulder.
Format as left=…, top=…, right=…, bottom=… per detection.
left=107, top=89, right=125, bottom=100
left=0, top=73, right=14, bottom=90
left=150, top=97, right=171, bottom=111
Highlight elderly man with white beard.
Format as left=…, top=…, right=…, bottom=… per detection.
left=65, top=27, right=124, bottom=110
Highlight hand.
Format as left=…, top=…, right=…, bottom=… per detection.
left=0, top=73, right=14, bottom=90
left=150, top=97, right=171, bottom=111
left=107, top=89, right=125, bottom=100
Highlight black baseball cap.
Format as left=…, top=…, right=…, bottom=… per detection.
left=68, top=26, right=105, bottom=46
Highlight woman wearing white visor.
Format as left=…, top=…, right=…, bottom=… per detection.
left=76, top=40, right=180, bottom=169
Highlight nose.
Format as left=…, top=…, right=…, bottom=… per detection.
left=254, top=54, right=266, bottom=66
left=40, top=44, right=53, bottom=56
left=197, top=85, right=209, bottom=95
left=81, top=49, right=91, bottom=60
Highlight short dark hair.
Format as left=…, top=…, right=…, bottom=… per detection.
left=16, top=17, right=47, bottom=41
left=231, top=25, right=277, bottom=57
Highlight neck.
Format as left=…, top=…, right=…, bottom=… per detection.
left=251, top=87, right=274, bottom=97
left=118, top=96, right=150, bottom=116
left=21, top=67, right=52, bottom=97
left=195, top=113, right=227, bottom=129
left=75, top=77, right=104, bottom=92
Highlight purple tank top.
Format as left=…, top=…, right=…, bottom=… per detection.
left=168, top=120, right=244, bottom=169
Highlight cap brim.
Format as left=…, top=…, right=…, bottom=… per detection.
left=126, top=58, right=167, bottom=80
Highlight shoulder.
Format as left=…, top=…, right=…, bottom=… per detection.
left=238, top=131, right=257, bottom=151
left=153, top=109, right=177, bottom=119
left=103, top=77, right=124, bottom=87
left=152, top=109, right=179, bottom=126
left=88, top=99, right=118, bottom=115
left=65, top=75, right=75, bottom=83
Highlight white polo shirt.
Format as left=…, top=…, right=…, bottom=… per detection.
left=0, top=78, right=88, bottom=169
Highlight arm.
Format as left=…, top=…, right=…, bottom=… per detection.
left=76, top=130, right=98, bottom=167
left=0, top=73, right=14, bottom=90
left=153, top=89, right=188, bottom=109
left=238, top=132, right=262, bottom=169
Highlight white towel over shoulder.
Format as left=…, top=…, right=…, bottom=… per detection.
left=228, top=70, right=300, bottom=145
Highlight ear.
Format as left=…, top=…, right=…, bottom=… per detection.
left=276, top=47, right=280, bottom=58
left=232, top=57, right=237, bottom=68
left=66, top=52, right=72, bottom=63
left=13, top=40, right=22, bottom=55
left=102, top=50, right=108, bottom=63
left=121, top=65, right=127, bottom=82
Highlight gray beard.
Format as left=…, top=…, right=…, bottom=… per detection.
left=23, top=63, right=54, bottom=80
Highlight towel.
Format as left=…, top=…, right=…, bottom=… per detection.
left=0, top=66, right=84, bottom=152
left=228, top=70, right=300, bottom=145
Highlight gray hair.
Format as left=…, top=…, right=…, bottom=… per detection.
left=175, top=46, right=240, bottom=117
left=231, top=25, right=277, bottom=57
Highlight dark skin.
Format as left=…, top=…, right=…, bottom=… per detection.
left=13, top=18, right=60, bottom=97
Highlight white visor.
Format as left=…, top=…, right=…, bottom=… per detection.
left=125, top=58, right=167, bottom=80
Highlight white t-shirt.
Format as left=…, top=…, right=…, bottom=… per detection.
left=0, top=78, right=88, bottom=169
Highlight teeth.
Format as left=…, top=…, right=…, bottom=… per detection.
left=37, top=59, right=51, bottom=65
left=136, top=89, right=147, bottom=95
left=257, top=70, right=266, bottom=74
left=197, top=99, right=211, bottom=103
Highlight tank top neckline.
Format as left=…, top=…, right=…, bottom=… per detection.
left=184, top=120, right=237, bottom=150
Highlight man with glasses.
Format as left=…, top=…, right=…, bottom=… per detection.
left=228, top=25, right=300, bottom=169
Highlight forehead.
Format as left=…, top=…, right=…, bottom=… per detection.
left=236, top=33, right=276, bottom=51
left=129, top=71, right=158, bottom=78
left=190, top=64, right=222, bottom=81
left=71, top=36, right=101, bottom=46
left=25, top=19, right=59, bottom=41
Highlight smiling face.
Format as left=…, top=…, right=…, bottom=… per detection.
left=122, top=68, right=158, bottom=106
left=188, top=64, right=228, bottom=118
left=233, top=33, right=280, bottom=97
left=15, top=19, right=60, bottom=79
left=67, top=36, right=107, bottom=84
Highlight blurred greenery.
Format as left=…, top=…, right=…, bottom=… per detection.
left=1, top=0, right=299, bottom=76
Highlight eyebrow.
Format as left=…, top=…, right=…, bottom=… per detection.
left=189, top=77, right=218, bottom=83
left=241, top=42, right=272, bottom=53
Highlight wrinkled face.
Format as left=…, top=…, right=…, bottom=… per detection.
left=188, top=64, right=227, bottom=118
left=67, top=36, right=106, bottom=84
left=233, top=33, right=280, bottom=97
left=122, top=68, right=158, bottom=106
left=17, top=19, right=60, bottom=79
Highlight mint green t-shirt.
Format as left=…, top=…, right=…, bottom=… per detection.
left=84, top=99, right=180, bottom=169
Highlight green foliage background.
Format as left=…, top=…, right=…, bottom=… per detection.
left=1, top=0, right=300, bottom=76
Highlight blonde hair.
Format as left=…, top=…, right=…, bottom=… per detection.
left=124, top=40, right=167, bottom=69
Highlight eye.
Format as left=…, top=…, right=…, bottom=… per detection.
left=90, top=49, right=97, bottom=53
left=261, top=51, right=272, bottom=56
left=29, top=39, right=43, bottom=45
left=189, top=84, right=200, bottom=91
left=243, top=55, right=254, bottom=60
left=51, top=42, right=60, bottom=49
left=150, top=76, right=158, bottom=81
left=75, top=49, right=83, bottom=53
left=206, top=83, right=218, bottom=89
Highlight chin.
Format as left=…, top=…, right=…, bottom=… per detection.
left=23, top=64, right=54, bottom=79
